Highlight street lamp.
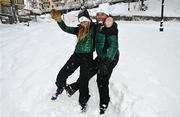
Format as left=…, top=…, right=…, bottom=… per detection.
left=159, top=0, right=165, bottom=32
left=10, top=0, right=17, bottom=23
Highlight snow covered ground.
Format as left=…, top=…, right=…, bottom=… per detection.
left=0, top=13, right=179, bottom=117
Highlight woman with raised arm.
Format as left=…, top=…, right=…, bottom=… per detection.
left=50, top=9, right=96, bottom=112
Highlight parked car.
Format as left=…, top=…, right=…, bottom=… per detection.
left=0, top=13, right=16, bottom=24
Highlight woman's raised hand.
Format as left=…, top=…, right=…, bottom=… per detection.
left=51, top=9, right=62, bottom=22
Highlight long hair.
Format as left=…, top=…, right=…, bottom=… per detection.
left=77, top=23, right=90, bottom=42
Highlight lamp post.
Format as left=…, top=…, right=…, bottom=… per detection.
left=10, top=0, right=17, bottom=23
left=159, top=0, right=165, bottom=32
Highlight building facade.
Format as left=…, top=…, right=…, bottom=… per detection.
left=24, top=0, right=81, bottom=13
left=0, top=0, right=25, bottom=15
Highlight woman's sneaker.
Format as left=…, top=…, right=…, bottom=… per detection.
left=100, top=104, right=108, bottom=114
left=65, top=85, right=75, bottom=97
left=51, top=88, right=63, bottom=100
left=80, top=103, right=88, bottom=113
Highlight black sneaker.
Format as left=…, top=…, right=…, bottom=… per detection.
left=80, top=103, right=87, bottom=113
left=51, top=88, right=63, bottom=100
left=100, top=104, right=108, bottom=114
left=65, top=85, right=75, bottom=97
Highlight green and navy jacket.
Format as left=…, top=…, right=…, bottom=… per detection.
left=57, top=20, right=96, bottom=54
left=95, top=22, right=119, bottom=61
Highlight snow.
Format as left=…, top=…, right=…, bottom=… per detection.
left=0, top=13, right=179, bottom=117
left=31, top=9, right=42, bottom=14
left=23, top=0, right=180, bottom=17
left=88, top=0, right=180, bottom=17
left=1, top=0, right=180, bottom=116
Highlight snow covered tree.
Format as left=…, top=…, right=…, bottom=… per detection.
left=140, top=0, right=148, bottom=11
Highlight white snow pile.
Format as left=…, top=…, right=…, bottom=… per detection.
left=88, top=0, right=180, bottom=17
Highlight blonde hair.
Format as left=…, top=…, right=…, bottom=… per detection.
left=77, top=23, right=90, bottom=42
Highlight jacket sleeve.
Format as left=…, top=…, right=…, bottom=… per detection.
left=105, top=23, right=119, bottom=61
left=57, top=20, right=78, bottom=35
left=106, top=35, right=118, bottom=61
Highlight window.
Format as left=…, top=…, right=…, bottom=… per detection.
left=2, top=6, right=13, bottom=15
left=16, top=0, right=24, bottom=4
left=52, top=0, right=62, bottom=2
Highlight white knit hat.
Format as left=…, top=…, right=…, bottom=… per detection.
left=97, top=3, right=110, bottom=16
left=79, top=16, right=91, bottom=23
left=78, top=9, right=91, bottom=23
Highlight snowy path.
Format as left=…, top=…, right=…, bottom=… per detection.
left=0, top=15, right=179, bottom=117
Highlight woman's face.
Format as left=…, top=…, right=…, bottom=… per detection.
left=80, top=21, right=90, bottom=28
left=96, top=12, right=108, bottom=24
